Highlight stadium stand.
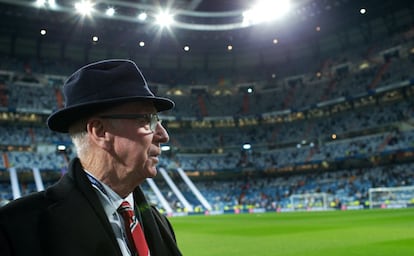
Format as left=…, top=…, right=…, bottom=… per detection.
left=0, top=2, right=413, bottom=214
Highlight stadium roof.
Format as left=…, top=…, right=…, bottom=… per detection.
left=0, top=0, right=411, bottom=79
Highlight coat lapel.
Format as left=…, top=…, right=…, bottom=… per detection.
left=44, top=158, right=181, bottom=256
left=134, top=186, right=182, bottom=256
left=42, top=158, right=122, bottom=256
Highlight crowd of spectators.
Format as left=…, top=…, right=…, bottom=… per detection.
left=0, top=31, right=413, bottom=212
left=175, top=162, right=414, bottom=212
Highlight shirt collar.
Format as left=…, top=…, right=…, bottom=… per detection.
left=84, top=170, right=134, bottom=215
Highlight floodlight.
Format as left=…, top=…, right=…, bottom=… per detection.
left=242, top=143, right=251, bottom=150
left=57, top=144, right=66, bottom=151
left=105, top=7, right=115, bottom=17
left=74, top=0, right=95, bottom=16
left=155, top=11, right=174, bottom=27
left=35, top=0, right=57, bottom=9
left=48, top=0, right=56, bottom=8
left=138, top=12, right=147, bottom=21
left=35, top=0, right=46, bottom=7
left=161, top=145, right=171, bottom=151
left=243, top=0, right=291, bottom=25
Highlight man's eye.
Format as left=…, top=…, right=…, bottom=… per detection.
left=138, top=118, right=150, bottom=124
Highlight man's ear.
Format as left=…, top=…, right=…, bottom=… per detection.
left=86, top=118, right=112, bottom=149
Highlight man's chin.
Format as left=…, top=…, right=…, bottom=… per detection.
left=147, top=166, right=158, bottom=178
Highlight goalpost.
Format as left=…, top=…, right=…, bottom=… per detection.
left=368, top=186, right=414, bottom=209
left=289, top=193, right=331, bottom=211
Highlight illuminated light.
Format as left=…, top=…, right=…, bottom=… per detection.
left=359, top=61, right=370, bottom=70
left=242, top=143, right=251, bottom=150
left=227, top=45, right=233, bottom=51
left=74, top=0, right=95, bottom=16
left=271, top=73, right=276, bottom=79
left=316, top=26, right=321, bottom=32
left=316, top=71, right=322, bottom=77
left=331, top=134, right=337, bottom=140
left=92, top=36, right=98, bottom=42
left=57, top=145, right=66, bottom=151
left=243, top=0, right=291, bottom=25
left=35, top=0, right=57, bottom=9
left=273, top=38, right=278, bottom=44
left=138, top=12, right=147, bottom=21
left=105, top=7, right=115, bottom=16
left=35, top=0, right=46, bottom=7
left=183, top=45, right=190, bottom=51
left=155, top=11, right=174, bottom=27
left=139, top=41, right=145, bottom=47
left=161, top=145, right=171, bottom=151
left=48, top=0, right=56, bottom=8
left=40, top=29, right=47, bottom=35
left=360, top=8, right=367, bottom=14
left=247, top=87, right=253, bottom=93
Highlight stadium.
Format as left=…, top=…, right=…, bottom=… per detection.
left=0, top=0, right=413, bottom=255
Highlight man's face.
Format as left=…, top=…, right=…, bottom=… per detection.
left=101, top=101, right=169, bottom=184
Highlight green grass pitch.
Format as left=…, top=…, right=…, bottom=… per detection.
left=169, top=208, right=414, bottom=255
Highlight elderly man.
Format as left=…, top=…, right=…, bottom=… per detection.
left=0, top=59, right=182, bottom=256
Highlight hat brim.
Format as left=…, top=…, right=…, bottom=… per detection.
left=47, top=96, right=174, bottom=133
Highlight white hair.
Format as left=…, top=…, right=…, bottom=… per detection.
left=68, top=119, right=90, bottom=157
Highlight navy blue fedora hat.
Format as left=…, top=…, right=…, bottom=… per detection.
left=47, top=59, right=174, bottom=133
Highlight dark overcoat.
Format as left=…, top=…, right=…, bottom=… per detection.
left=0, top=158, right=182, bottom=256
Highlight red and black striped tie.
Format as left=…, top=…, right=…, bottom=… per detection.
left=118, top=201, right=150, bottom=256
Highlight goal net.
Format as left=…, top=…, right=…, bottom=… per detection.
left=368, top=186, right=414, bottom=209
left=289, top=193, right=331, bottom=211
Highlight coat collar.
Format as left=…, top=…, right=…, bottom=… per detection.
left=46, top=157, right=182, bottom=256
left=44, top=158, right=122, bottom=255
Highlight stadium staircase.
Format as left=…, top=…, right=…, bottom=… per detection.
left=2, top=153, right=10, bottom=169
left=9, top=167, right=21, bottom=199
left=197, top=94, right=208, bottom=116
left=176, top=167, right=211, bottom=211
left=158, top=167, right=193, bottom=212
left=270, top=126, right=280, bottom=146
left=146, top=178, right=174, bottom=214
left=1, top=163, right=212, bottom=215
left=54, top=88, right=64, bottom=108
left=282, top=85, right=297, bottom=109
left=303, top=122, right=316, bottom=162
left=0, top=83, right=8, bottom=107
left=368, top=61, right=391, bottom=90
left=376, top=133, right=393, bottom=153
left=7, top=167, right=46, bottom=200
left=242, top=93, right=250, bottom=114
left=305, top=148, right=316, bottom=163
left=156, top=168, right=211, bottom=213
left=319, top=58, right=337, bottom=102
left=320, top=79, right=337, bottom=102
left=28, top=128, right=35, bottom=144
